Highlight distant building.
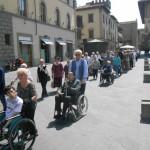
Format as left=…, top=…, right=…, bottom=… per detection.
left=138, top=0, right=150, bottom=50
left=0, top=0, right=76, bottom=67
left=76, top=0, right=118, bottom=54
left=119, top=21, right=138, bottom=48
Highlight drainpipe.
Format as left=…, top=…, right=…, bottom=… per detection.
left=34, top=0, right=37, bottom=35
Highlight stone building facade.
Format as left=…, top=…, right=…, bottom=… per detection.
left=0, top=0, right=76, bottom=67
left=76, top=0, right=118, bottom=54
left=138, top=0, right=150, bottom=50
left=119, top=21, right=138, bottom=48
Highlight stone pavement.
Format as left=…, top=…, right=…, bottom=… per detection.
left=2, top=56, right=150, bottom=150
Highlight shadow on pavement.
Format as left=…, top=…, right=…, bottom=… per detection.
left=37, top=91, right=57, bottom=102
left=47, top=119, right=73, bottom=130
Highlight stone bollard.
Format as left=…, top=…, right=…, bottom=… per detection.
left=143, top=73, right=150, bottom=83
left=141, top=100, right=150, bottom=120
left=144, top=65, right=150, bottom=71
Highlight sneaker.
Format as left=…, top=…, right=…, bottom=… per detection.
left=54, top=114, right=62, bottom=119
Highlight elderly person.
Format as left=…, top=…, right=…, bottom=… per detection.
left=10, top=63, right=33, bottom=86
left=52, top=57, right=64, bottom=88
left=69, top=49, right=88, bottom=94
left=17, top=68, right=37, bottom=121
left=37, top=58, right=49, bottom=99
left=54, top=72, right=81, bottom=119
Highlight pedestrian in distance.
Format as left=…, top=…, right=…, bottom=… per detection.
left=37, top=59, right=50, bottom=99
left=51, top=57, right=64, bottom=89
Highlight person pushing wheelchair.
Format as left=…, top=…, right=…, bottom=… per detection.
left=54, top=72, right=81, bottom=120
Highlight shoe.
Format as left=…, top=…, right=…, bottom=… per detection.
left=54, top=114, right=62, bottom=119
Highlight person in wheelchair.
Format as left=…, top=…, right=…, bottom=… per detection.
left=54, top=72, right=81, bottom=120
left=101, top=60, right=114, bottom=84
left=0, top=86, right=23, bottom=133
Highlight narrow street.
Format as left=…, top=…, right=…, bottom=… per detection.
left=6, top=56, right=147, bottom=150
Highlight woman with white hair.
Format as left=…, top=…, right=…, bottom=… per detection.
left=17, top=68, right=37, bottom=121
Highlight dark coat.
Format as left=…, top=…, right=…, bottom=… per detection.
left=0, top=67, right=5, bottom=95
left=37, top=65, right=48, bottom=83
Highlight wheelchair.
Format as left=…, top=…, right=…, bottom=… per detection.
left=0, top=111, right=37, bottom=150
left=65, top=94, right=88, bottom=122
left=54, top=93, right=88, bottom=122
left=99, top=69, right=115, bottom=86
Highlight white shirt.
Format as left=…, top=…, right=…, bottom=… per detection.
left=6, top=96, right=23, bottom=119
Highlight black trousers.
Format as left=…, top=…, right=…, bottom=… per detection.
left=55, top=95, right=71, bottom=116
left=21, top=101, right=37, bottom=121
left=40, top=81, right=47, bottom=97
left=81, top=83, right=86, bottom=95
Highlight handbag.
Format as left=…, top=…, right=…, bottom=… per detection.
left=47, top=75, right=51, bottom=81
left=51, top=80, right=54, bottom=88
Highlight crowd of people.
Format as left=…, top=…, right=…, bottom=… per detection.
left=0, top=48, right=140, bottom=132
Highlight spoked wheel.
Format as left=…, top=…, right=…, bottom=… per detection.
left=9, top=118, right=36, bottom=150
left=99, top=74, right=104, bottom=86
left=77, top=95, right=88, bottom=116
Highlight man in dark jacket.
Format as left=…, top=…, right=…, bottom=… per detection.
left=54, top=72, right=81, bottom=119
left=37, top=59, right=49, bottom=99
left=0, top=67, right=6, bottom=111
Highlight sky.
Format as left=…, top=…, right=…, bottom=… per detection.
left=77, top=0, right=144, bottom=29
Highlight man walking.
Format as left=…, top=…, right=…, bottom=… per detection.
left=69, top=49, right=88, bottom=94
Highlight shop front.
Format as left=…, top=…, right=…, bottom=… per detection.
left=18, top=36, right=33, bottom=66
left=40, top=37, right=54, bottom=63
left=55, top=38, right=66, bottom=61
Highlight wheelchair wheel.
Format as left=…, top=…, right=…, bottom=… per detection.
left=9, top=118, right=36, bottom=150
left=77, top=95, right=88, bottom=116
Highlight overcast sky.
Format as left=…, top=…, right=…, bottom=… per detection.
left=77, top=0, right=144, bottom=29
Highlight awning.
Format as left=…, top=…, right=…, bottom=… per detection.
left=66, top=41, right=73, bottom=43
left=41, top=38, right=54, bottom=45
left=56, top=40, right=66, bottom=46
left=19, top=40, right=32, bottom=45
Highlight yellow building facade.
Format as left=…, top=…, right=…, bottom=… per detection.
left=76, top=0, right=118, bottom=53
left=0, top=0, right=76, bottom=66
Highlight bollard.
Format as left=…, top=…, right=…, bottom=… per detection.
left=141, top=100, right=150, bottom=120
left=143, top=73, right=150, bottom=83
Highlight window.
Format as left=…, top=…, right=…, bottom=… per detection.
left=40, top=2, right=46, bottom=22
left=5, top=34, right=11, bottom=45
left=77, top=29, right=82, bottom=39
left=88, top=14, right=93, bottom=23
left=103, top=14, right=105, bottom=24
left=19, top=0, right=27, bottom=16
left=56, top=8, right=60, bottom=26
left=77, top=15, right=83, bottom=28
left=89, top=29, right=94, bottom=38
left=67, top=14, right=71, bottom=29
